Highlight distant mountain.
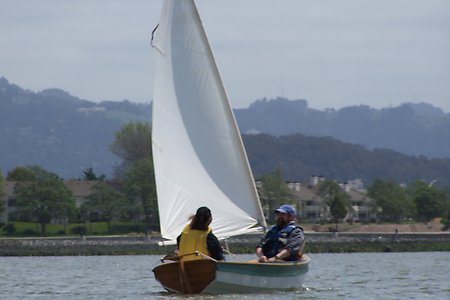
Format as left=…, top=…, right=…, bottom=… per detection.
left=234, top=97, right=450, bottom=158
left=0, top=77, right=151, bottom=179
left=243, top=133, right=450, bottom=188
left=1, top=77, right=449, bottom=186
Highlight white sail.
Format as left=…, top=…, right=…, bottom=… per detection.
left=152, top=0, right=266, bottom=241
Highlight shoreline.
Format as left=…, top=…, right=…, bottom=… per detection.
left=1, top=232, right=450, bottom=256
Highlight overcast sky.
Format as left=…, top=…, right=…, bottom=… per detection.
left=1, top=0, right=449, bottom=111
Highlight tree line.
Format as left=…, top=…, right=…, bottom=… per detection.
left=0, top=122, right=157, bottom=235
left=243, top=133, right=450, bottom=187
left=1, top=122, right=450, bottom=236
left=235, top=97, right=450, bottom=158
left=258, top=169, right=450, bottom=229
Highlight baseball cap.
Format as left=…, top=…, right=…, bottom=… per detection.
left=274, top=204, right=296, bottom=215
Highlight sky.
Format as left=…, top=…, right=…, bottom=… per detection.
left=1, top=0, right=449, bottom=111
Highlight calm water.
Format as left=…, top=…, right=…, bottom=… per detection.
left=1, top=252, right=449, bottom=299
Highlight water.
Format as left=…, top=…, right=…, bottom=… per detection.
left=1, top=252, right=449, bottom=299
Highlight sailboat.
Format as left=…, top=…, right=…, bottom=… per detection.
left=151, top=0, right=309, bottom=294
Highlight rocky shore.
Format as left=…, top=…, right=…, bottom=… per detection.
left=1, top=232, right=450, bottom=256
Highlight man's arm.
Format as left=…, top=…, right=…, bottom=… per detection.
left=256, top=247, right=268, bottom=262
left=267, top=248, right=291, bottom=262
left=285, top=227, right=305, bottom=255
left=266, top=227, right=304, bottom=262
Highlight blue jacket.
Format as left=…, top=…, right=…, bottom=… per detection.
left=258, top=221, right=304, bottom=261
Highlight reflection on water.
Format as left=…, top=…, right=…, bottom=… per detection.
left=0, top=252, right=449, bottom=299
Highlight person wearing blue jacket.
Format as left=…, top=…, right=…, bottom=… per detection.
left=256, top=204, right=305, bottom=262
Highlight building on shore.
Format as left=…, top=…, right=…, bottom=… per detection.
left=2, top=175, right=377, bottom=224
left=258, top=175, right=378, bottom=224
left=0, top=180, right=98, bottom=223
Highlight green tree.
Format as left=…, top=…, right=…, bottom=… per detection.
left=317, top=180, right=342, bottom=200
left=367, top=179, right=415, bottom=222
left=442, top=209, right=450, bottom=230
left=80, top=182, right=126, bottom=231
left=0, top=170, right=4, bottom=215
left=110, top=121, right=152, bottom=163
left=317, top=180, right=351, bottom=230
left=7, top=166, right=36, bottom=181
left=408, top=180, right=449, bottom=221
left=124, top=158, right=158, bottom=233
left=259, top=169, right=290, bottom=223
left=13, top=166, right=77, bottom=234
left=82, top=167, right=105, bottom=181
left=330, top=196, right=348, bottom=223
left=111, top=122, right=157, bottom=233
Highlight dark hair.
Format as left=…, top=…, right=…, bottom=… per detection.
left=190, top=206, right=212, bottom=230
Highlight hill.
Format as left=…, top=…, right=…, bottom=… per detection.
left=1, top=77, right=449, bottom=187
left=243, top=133, right=450, bottom=188
left=235, top=97, right=450, bottom=158
left=0, top=77, right=151, bottom=178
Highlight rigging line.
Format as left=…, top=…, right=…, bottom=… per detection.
left=222, top=247, right=246, bottom=262
left=151, top=24, right=159, bottom=47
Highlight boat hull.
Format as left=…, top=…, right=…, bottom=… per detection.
left=152, top=259, right=216, bottom=294
left=152, top=255, right=310, bottom=294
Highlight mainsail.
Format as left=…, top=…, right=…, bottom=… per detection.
left=151, top=0, right=266, bottom=241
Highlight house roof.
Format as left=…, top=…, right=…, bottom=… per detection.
left=346, top=189, right=373, bottom=203
left=2, top=180, right=100, bottom=198
left=289, top=183, right=326, bottom=204
left=65, top=180, right=99, bottom=197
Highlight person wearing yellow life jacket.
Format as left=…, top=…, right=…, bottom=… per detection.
left=176, top=206, right=224, bottom=261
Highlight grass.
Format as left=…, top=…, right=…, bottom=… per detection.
left=0, top=221, right=147, bottom=237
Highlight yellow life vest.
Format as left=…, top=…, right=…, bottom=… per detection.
left=178, top=224, right=212, bottom=261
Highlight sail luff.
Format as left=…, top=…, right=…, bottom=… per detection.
left=189, top=1, right=267, bottom=229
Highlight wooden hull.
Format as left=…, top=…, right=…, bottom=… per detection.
left=152, top=255, right=310, bottom=294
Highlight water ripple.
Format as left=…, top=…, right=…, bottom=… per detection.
left=1, top=252, right=449, bottom=299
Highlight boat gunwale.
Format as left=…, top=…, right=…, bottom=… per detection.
left=154, top=255, right=310, bottom=268
left=216, top=254, right=310, bottom=267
